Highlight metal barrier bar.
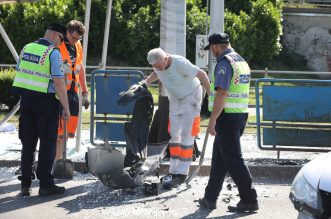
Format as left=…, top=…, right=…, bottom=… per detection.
left=1, top=64, right=331, bottom=76
left=0, top=23, right=20, bottom=128
left=255, top=78, right=331, bottom=153
left=1, top=64, right=330, bottom=130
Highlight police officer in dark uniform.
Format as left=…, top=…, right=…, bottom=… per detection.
left=198, top=33, right=258, bottom=212
left=12, top=23, right=70, bottom=196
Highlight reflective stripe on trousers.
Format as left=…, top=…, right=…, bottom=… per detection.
left=168, top=85, right=202, bottom=175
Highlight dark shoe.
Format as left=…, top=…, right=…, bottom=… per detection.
left=20, top=187, right=31, bottom=197
left=198, top=197, right=216, bottom=209
left=171, top=174, right=187, bottom=187
left=39, top=184, right=65, bottom=196
left=228, top=201, right=259, bottom=212
left=160, top=174, right=174, bottom=189
left=160, top=174, right=187, bottom=189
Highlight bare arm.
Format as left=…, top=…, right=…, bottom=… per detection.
left=196, top=70, right=211, bottom=96
left=146, top=71, right=159, bottom=85
left=53, top=77, right=70, bottom=120
left=78, top=65, right=90, bottom=109
left=78, top=65, right=88, bottom=93
left=208, top=88, right=227, bottom=136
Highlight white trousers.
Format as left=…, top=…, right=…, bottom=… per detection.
left=168, top=85, right=202, bottom=175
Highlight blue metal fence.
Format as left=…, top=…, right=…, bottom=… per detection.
left=90, top=70, right=144, bottom=147
left=255, top=78, right=331, bottom=152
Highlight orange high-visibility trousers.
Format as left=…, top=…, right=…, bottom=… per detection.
left=58, top=115, right=78, bottom=138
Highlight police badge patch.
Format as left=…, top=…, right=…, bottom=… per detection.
left=239, top=74, right=250, bottom=83
left=218, top=68, right=225, bottom=75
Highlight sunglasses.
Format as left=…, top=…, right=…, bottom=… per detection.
left=69, top=31, right=82, bottom=41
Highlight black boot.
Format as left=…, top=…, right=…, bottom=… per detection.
left=160, top=174, right=187, bottom=189
left=228, top=200, right=259, bottom=212
left=20, top=179, right=32, bottom=197
left=160, top=174, right=175, bottom=189
left=20, top=187, right=32, bottom=197
left=39, top=184, right=65, bottom=196
left=198, top=197, right=216, bottom=209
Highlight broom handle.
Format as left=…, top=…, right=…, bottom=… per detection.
left=62, top=116, right=67, bottom=160
left=62, top=61, right=68, bottom=160
left=186, top=128, right=209, bottom=185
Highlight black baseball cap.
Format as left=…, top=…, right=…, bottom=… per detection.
left=47, top=23, right=67, bottom=36
left=204, top=33, right=230, bottom=50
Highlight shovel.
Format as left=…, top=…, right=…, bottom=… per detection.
left=186, top=130, right=209, bottom=185
left=52, top=120, right=74, bottom=179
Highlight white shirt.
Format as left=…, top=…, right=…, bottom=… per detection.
left=155, top=55, right=201, bottom=100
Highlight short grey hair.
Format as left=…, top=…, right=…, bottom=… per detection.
left=147, top=48, right=167, bottom=65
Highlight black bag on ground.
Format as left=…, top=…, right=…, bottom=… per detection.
left=118, top=83, right=154, bottom=162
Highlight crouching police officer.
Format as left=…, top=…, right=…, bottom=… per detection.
left=12, top=23, right=70, bottom=196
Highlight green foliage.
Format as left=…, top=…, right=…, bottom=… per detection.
left=0, top=68, right=19, bottom=111
left=224, top=0, right=283, bottom=65
left=86, top=0, right=107, bottom=57
left=225, top=0, right=252, bottom=14
left=0, top=0, right=284, bottom=68
left=0, top=0, right=85, bottom=63
left=225, top=11, right=251, bottom=60
left=248, top=0, right=283, bottom=64
left=187, top=0, right=206, bottom=10
left=110, top=0, right=161, bottom=65
left=186, top=5, right=208, bottom=62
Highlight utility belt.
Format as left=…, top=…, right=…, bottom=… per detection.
left=220, top=110, right=248, bottom=119
left=20, top=91, right=56, bottom=100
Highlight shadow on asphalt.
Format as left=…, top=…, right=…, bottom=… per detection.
left=0, top=168, right=294, bottom=217
left=1, top=176, right=200, bottom=215
left=180, top=208, right=214, bottom=219
left=0, top=180, right=95, bottom=214
left=181, top=207, right=257, bottom=219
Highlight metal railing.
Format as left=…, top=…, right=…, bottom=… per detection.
left=285, top=0, right=331, bottom=3
left=1, top=64, right=331, bottom=85
left=1, top=64, right=330, bottom=130
left=1, top=64, right=330, bottom=76
left=284, top=0, right=331, bottom=8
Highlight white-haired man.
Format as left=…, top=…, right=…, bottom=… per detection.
left=145, top=48, right=210, bottom=188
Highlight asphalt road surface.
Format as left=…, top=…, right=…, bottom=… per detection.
left=0, top=167, right=298, bottom=219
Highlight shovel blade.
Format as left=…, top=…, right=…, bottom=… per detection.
left=52, top=159, right=74, bottom=179
left=87, top=147, right=125, bottom=176
left=87, top=147, right=136, bottom=188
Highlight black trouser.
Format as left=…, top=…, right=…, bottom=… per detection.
left=19, top=95, right=59, bottom=188
left=59, top=89, right=79, bottom=117
left=204, top=112, right=257, bottom=203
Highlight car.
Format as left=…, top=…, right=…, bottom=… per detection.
left=289, top=152, right=331, bottom=219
